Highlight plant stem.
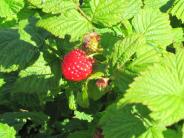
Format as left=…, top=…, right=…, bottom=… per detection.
left=77, top=6, right=91, bottom=22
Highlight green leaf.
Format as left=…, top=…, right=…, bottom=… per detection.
left=121, top=0, right=142, bottom=20
left=77, top=82, right=89, bottom=108
left=0, top=78, right=5, bottom=88
left=0, top=123, right=16, bottom=138
left=111, top=34, right=145, bottom=68
left=0, top=112, right=49, bottom=132
left=0, top=29, right=39, bottom=72
left=127, top=45, right=162, bottom=73
left=113, top=42, right=161, bottom=92
left=18, top=17, right=47, bottom=47
left=14, top=53, right=57, bottom=90
left=67, top=130, right=93, bottom=138
left=86, top=72, right=106, bottom=101
left=37, top=10, right=93, bottom=41
left=138, top=126, right=164, bottom=138
left=74, top=73, right=104, bottom=108
left=28, top=0, right=77, bottom=14
left=19, top=53, right=52, bottom=77
left=132, top=8, right=173, bottom=48
left=113, top=69, right=136, bottom=92
left=144, top=0, right=170, bottom=8
left=27, top=0, right=42, bottom=6
left=67, top=91, right=77, bottom=111
left=74, top=111, right=93, bottom=122
left=87, top=72, right=104, bottom=80
left=100, top=104, right=148, bottom=138
left=0, top=18, right=17, bottom=29
left=100, top=104, right=165, bottom=138
left=13, top=53, right=60, bottom=102
left=83, top=0, right=124, bottom=26
left=118, top=19, right=133, bottom=37
left=88, top=80, right=106, bottom=100
left=83, top=0, right=142, bottom=26
left=182, top=123, right=184, bottom=138
left=0, top=0, right=24, bottom=19
left=170, top=0, right=184, bottom=23
left=172, top=28, right=184, bottom=43
left=163, top=129, right=182, bottom=138
left=100, top=33, right=119, bottom=56
left=124, top=49, right=184, bottom=126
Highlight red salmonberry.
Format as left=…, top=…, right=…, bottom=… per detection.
left=61, top=49, right=93, bottom=81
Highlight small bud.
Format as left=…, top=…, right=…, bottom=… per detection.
left=96, top=78, right=109, bottom=88
left=93, top=128, right=104, bottom=138
left=83, top=32, right=101, bottom=52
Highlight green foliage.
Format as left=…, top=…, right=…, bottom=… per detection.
left=0, top=0, right=24, bottom=19
left=124, top=49, right=184, bottom=126
left=0, top=0, right=184, bottom=137
left=100, top=104, right=166, bottom=138
left=0, top=29, right=39, bottom=72
left=144, top=0, right=170, bottom=8
left=29, top=0, right=77, bottom=14
left=127, top=45, right=162, bottom=73
left=139, top=126, right=164, bottom=138
left=37, top=10, right=93, bottom=41
left=110, top=34, right=145, bottom=68
left=0, top=123, right=16, bottom=138
left=67, top=91, right=77, bottom=110
left=132, top=8, right=173, bottom=47
left=0, top=78, right=5, bottom=88
left=74, top=111, right=93, bottom=122
left=14, top=55, right=54, bottom=94
left=82, top=0, right=142, bottom=26
left=172, top=28, right=184, bottom=43
left=100, top=104, right=147, bottom=138
left=0, top=112, right=49, bottom=131
left=67, top=129, right=93, bottom=138
left=170, top=0, right=184, bottom=23
left=163, top=129, right=182, bottom=138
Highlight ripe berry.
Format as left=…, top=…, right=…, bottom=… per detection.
left=62, top=49, right=93, bottom=81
